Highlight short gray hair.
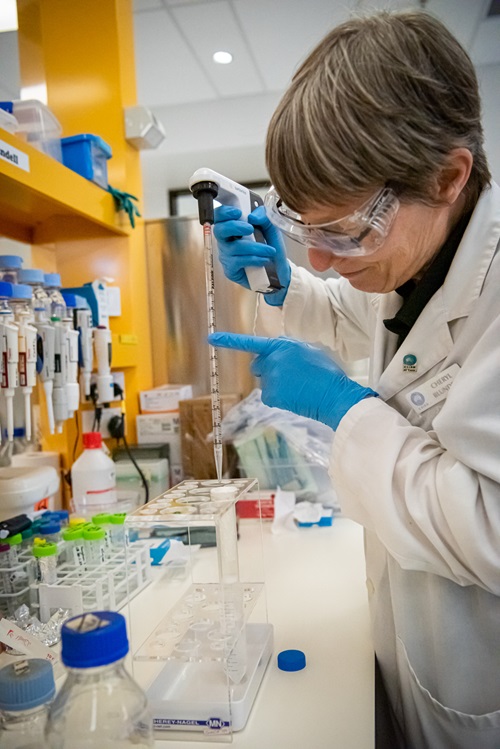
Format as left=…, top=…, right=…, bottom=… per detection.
left=266, top=11, right=490, bottom=213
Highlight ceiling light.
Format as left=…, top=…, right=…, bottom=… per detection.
left=0, top=0, right=18, bottom=32
left=213, top=51, right=233, bottom=65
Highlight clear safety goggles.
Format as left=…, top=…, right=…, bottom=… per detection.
left=264, top=186, right=400, bottom=256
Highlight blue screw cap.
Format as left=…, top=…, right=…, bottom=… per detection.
left=277, top=649, right=306, bottom=672
left=61, top=611, right=129, bottom=668
left=0, top=659, right=55, bottom=710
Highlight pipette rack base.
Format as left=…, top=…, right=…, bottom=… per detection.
left=149, top=622, right=273, bottom=734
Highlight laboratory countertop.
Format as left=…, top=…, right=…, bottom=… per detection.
left=130, top=518, right=374, bottom=749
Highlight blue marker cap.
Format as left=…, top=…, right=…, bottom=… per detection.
left=277, top=649, right=306, bottom=672
left=0, top=659, right=55, bottom=710
left=38, top=519, right=61, bottom=535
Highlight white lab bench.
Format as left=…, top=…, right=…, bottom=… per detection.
left=130, top=518, right=374, bottom=749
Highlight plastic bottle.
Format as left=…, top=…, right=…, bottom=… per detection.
left=44, top=273, right=67, bottom=319
left=0, top=658, right=56, bottom=749
left=17, top=269, right=51, bottom=317
left=0, top=255, right=23, bottom=284
left=71, top=432, right=117, bottom=509
left=45, top=610, right=154, bottom=748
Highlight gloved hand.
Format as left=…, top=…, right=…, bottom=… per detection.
left=213, top=205, right=291, bottom=306
left=208, top=332, right=378, bottom=431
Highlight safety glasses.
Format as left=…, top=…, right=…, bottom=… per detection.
left=264, top=186, right=400, bottom=256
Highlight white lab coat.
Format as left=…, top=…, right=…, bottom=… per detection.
left=256, top=182, right=500, bottom=748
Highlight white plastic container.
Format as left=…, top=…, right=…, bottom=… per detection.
left=71, top=432, right=117, bottom=508
left=11, top=99, right=63, bottom=162
left=115, top=457, right=169, bottom=503
left=0, top=466, right=60, bottom=521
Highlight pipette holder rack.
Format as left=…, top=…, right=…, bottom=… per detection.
left=0, top=542, right=151, bottom=623
left=125, top=478, right=273, bottom=742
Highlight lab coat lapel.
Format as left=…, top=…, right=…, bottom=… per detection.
left=375, top=288, right=453, bottom=401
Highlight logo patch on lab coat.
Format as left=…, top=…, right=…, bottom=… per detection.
left=406, top=363, right=461, bottom=414
left=403, top=354, right=417, bottom=372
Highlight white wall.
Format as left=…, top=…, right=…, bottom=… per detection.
left=141, top=64, right=500, bottom=220
left=478, top=64, right=500, bottom=185
left=140, top=91, right=282, bottom=219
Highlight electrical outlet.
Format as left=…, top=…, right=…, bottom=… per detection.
left=81, top=407, right=123, bottom=439
left=87, top=371, right=126, bottom=404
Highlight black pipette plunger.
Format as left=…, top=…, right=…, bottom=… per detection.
left=191, top=181, right=219, bottom=225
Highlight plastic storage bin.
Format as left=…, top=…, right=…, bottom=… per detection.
left=10, top=99, right=63, bottom=162
left=61, top=134, right=112, bottom=189
left=115, top=458, right=169, bottom=504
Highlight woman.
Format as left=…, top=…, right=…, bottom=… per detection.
left=209, top=10, right=500, bottom=749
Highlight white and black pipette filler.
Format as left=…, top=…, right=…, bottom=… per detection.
left=188, top=169, right=282, bottom=480
left=188, top=168, right=281, bottom=295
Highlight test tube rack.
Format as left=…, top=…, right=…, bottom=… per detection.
left=1, top=541, right=151, bottom=624
left=0, top=558, right=31, bottom=619
left=125, top=478, right=274, bottom=738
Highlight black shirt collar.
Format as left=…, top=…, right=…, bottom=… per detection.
left=383, top=210, right=472, bottom=346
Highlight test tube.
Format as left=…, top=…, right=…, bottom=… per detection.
left=62, top=527, right=86, bottom=567
left=6, top=534, right=22, bottom=566
left=109, top=513, right=127, bottom=547
left=0, top=543, right=15, bottom=594
left=91, top=514, right=113, bottom=550
left=82, top=526, right=106, bottom=566
left=32, top=542, right=58, bottom=585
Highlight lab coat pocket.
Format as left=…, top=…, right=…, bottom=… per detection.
left=396, top=637, right=500, bottom=749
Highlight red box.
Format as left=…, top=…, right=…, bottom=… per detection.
left=236, top=491, right=275, bottom=520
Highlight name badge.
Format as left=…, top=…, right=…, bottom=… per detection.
left=406, top=363, right=461, bottom=414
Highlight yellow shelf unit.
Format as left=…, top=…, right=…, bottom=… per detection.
left=0, top=129, right=129, bottom=245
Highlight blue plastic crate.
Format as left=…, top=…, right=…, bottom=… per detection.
left=61, top=133, right=112, bottom=189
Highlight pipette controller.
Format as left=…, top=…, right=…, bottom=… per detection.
left=188, top=168, right=282, bottom=295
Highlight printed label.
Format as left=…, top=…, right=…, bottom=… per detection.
left=0, top=139, right=30, bottom=172
left=406, top=363, right=461, bottom=414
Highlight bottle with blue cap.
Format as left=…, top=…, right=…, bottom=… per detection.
left=0, top=658, right=56, bottom=748
left=45, top=611, right=153, bottom=748
left=17, top=268, right=51, bottom=316
left=0, top=255, right=23, bottom=284
left=44, top=273, right=67, bottom=319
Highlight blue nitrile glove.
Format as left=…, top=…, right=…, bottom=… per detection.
left=208, top=332, right=378, bottom=430
left=213, top=205, right=291, bottom=306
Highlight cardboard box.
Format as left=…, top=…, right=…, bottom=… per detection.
left=136, top=413, right=181, bottom=464
left=179, top=394, right=240, bottom=480
left=139, top=384, right=193, bottom=414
